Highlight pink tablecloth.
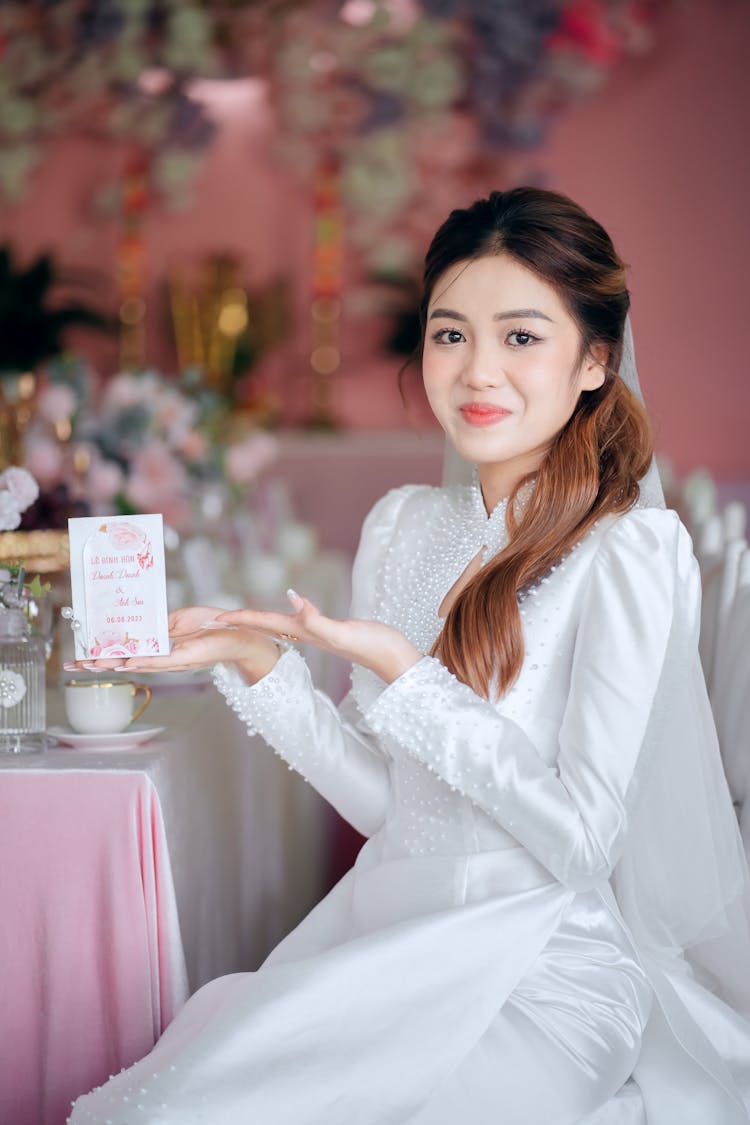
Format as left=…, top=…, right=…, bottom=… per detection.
left=0, top=767, right=188, bottom=1125
left=0, top=686, right=330, bottom=1125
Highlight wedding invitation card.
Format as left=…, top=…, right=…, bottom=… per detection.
left=68, top=514, right=170, bottom=660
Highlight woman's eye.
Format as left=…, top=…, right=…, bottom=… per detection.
left=432, top=328, right=465, bottom=345
left=507, top=330, right=537, bottom=347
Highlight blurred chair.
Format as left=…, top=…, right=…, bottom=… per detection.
left=697, top=514, right=725, bottom=688
left=710, top=544, right=750, bottom=854
left=673, top=468, right=750, bottom=859
left=679, top=468, right=720, bottom=536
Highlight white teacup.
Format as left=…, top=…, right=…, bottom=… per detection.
left=64, top=681, right=152, bottom=735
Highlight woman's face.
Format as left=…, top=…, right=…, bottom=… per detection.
left=422, top=254, right=605, bottom=502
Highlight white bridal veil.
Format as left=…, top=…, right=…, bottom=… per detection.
left=442, top=316, right=750, bottom=1008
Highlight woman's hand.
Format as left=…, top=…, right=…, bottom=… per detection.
left=64, top=605, right=281, bottom=684
left=64, top=592, right=422, bottom=687
left=216, top=589, right=422, bottom=685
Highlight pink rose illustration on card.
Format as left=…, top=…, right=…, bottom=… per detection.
left=68, top=514, right=170, bottom=660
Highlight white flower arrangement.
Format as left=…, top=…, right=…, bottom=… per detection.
left=0, top=466, right=39, bottom=531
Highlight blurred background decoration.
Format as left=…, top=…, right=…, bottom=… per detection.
left=167, top=254, right=291, bottom=421
left=0, top=0, right=665, bottom=271
left=0, top=0, right=748, bottom=559
left=0, top=0, right=674, bottom=430
left=0, top=245, right=112, bottom=467
left=18, top=357, right=282, bottom=534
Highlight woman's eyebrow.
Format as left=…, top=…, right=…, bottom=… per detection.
left=428, top=307, right=468, bottom=321
left=493, top=308, right=554, bottom=322
left=428, top=307, right=555, bottom=322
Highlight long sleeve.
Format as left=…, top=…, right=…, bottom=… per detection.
left=213, top=653, right=389, bottom=837
left=212, top=486, right=419, bottom=837
left=364, top=509, right=698, bottom=891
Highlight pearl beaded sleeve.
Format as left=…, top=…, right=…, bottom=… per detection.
left=365, top=510, right=696, bottom=892
left=213, top=653, right=391, bottom=837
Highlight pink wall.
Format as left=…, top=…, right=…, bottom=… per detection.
left=1, top=0, right=749, bottom=476
left=540, top=0, right=750, bottom=479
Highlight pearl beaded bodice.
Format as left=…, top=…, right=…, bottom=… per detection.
left=348, top=479, right=527, bottom=714
left=215, top=479, right=613, bottom=863
left=214, top=479, right=690, bottom=899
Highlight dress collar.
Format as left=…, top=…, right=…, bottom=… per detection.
left=469, top=468, right=533, bottom=562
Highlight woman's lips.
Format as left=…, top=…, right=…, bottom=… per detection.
left=459, top=403, right=511, bottom=427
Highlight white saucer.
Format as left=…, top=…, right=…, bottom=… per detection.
left=47, top=723, right=166, bottom=751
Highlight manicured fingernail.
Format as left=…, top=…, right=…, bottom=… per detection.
left=63, top=663, right=76, bottom=670
left=82, top=663, right=97, bottom=671
left=113, top=665, right=129, bottom=671
left=286, top=588, right=304, bottom=609
left=199, top=621, right=239, bottom=630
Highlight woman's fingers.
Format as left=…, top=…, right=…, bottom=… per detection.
left=218, top=605, right=340, bottom=649
left=216, top=607, right=304, bottom=637
left=168, top=606, right=224, bottom=634
left=63, top=658, right=123, bottom=673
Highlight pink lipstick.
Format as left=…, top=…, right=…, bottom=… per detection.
left=459, top=403, right=511, bottom=427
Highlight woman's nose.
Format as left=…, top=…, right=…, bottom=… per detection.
left=461, top=343, right=506, bottom=389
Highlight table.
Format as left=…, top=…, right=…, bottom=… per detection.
left=0, top=683, right=328, bottom=1125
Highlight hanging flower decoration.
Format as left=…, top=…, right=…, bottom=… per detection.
left=267, top=0, right=668, bottom=269
left=0, top=0, right=298, bottom=209
left=0, top=0, right=669, bottom=254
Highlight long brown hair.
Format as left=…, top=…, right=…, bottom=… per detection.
left=422, top=188, right=653, bottom=699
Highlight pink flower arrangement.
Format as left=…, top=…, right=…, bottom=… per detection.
left=20, top=364, right=284, bottom=535
left=37, top=383, right=78, bottom=426
left=86, top=458, right=125, bottom=506
left=24, top=438, right=65, bottom=490
left=225, top=432, right=279, bottom=486
left=125, top=441, right=190, bottom=514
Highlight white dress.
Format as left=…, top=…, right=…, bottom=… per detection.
left=70, top=482, right=750, bottom=1125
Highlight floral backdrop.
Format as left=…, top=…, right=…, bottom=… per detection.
left=0, top=0, right=674, bottom=514
left=0, top=0, right=669, bottom=270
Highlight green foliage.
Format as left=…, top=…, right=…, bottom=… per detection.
left=0, top=245, right=114, bottom=373
left=27, top=573, right=51, bottom=598
left=2, top=564, right=51, bottom=598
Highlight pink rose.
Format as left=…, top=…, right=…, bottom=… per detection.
left=178, top=428, right=209, bottom=462
left=160, top=496, right=192, bottom=533
left=107, top=521, right=146, bottom=550
left=24, top=439, right=65, bottom=489
left=37, top=383, right=77, bottom=425
left=155, top=389, right=196, bottom=442
left=101, top=373, right=145, bottom=412
left=0, top=466, right=39, bottom=512
left=225, top=433, right=279, bottom=486
left=126, top=442, right=189, bottom=511
left=87, top=460, right=125, bottom=505
left=90, top=630, right=130, bottom=658
left=90, top=630, right=142, bottom=657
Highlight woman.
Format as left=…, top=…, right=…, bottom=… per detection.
left=70, top=188, right=750, bottom=1124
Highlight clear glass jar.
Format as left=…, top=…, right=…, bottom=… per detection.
left=0, top=605, right=46, bottom=754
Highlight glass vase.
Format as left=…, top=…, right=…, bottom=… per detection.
left=0, top=605, right=47, bottom=754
